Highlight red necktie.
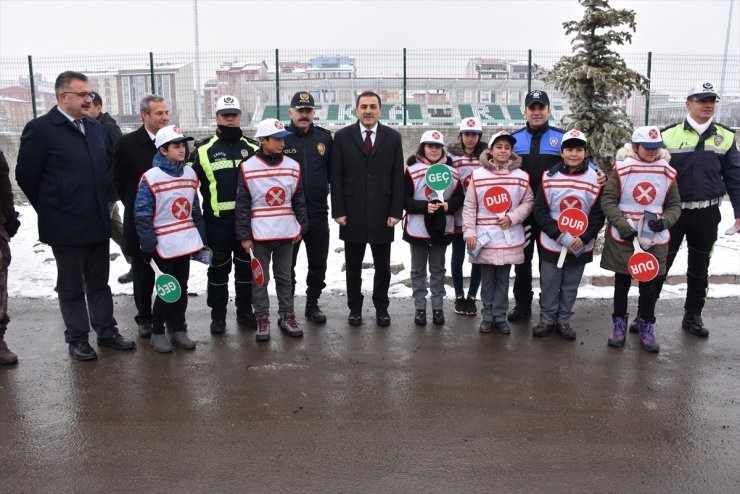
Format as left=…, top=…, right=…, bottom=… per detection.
left=364, top=130, right=373, bottom=153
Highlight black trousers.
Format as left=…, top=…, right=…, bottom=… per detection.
left=131, top=253, right=155, bottom=325
left=344, top=242, right=391, bottom=314
left=512, top=217, right=540, bottom=306
left=152, top=254, right=190, bottom=334
left=292, top=213, right=330, bottom=303
left=207, top=239, right=252, bottom=320
left=655, top=204, right=721, bottom=313
left=51, top=241, right=118, bottom=344
left=613, top=273, right=658, bottom=321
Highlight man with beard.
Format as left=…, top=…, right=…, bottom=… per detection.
left=191, top=95, right=259, bottom=334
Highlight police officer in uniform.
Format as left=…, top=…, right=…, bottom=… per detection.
left=191, top=95, right=259, bottom=334
left=656, top=82, right=740, bottom=337
left=284, top=91, right=333, bottom=323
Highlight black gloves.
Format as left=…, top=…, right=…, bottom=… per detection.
left=141, top=251, right=153, bottom=264
left=4, top=212, right=20, bottom=237
left=648, top=219, right=665, bottom=232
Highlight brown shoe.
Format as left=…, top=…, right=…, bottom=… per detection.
left=0, top=338, right=18, bottom=364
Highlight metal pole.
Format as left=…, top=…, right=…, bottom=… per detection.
left=275, top=49, right=280, bottom=121
left=193, top=0, right=203, bottom=128
left=149, top=52, right=155, bottom=94
left=527, top=49, right=532, bottom=94
left=644, top=51, right=652, bottom=126
left=403, top=48, right=407, bottom=126
left=717, top=0, right=734, bottom=121
left=28, top=55, right=37, bottom=119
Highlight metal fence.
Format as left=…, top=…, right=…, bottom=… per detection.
left=1, top=49, right=739, bottom=133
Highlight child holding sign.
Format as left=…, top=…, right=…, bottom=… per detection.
left=403, top=130, right=464, bottom=325
left=533, top=130, right=604, bottom=340
left=600, top=126, right=681, bottom=353
left=135, top=125, right=207, bottom=353
left=462, top=131, right=533, bottom=334
left=236, top=119, right=308, bottom=341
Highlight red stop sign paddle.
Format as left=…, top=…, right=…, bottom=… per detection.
left=556, top=208, right=588, bottom=268
left=483, top=186, right=513, bottom=245
left=251, top=256, right=265, bottom=286
left=629, top=238, right=659, bottom=282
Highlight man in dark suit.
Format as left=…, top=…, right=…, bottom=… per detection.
left=16, top=71, right=135, bottom=361
left=111, top=95, right=170, bottom=338
left=330, top=91, right=404, bottom=327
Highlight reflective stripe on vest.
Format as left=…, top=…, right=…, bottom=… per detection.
left=539, top=168, right=600, bottom=253
left=241, top=155, right=301, bottom=241
left=471, top=168, right=529, bottom=249
left=609, top=157, right=676, bottom=245
left=450, top=153, right=480, bottom=227
left=403, top=162, right=459, bottom=239
left=143, top=167, right=204, bottom=259
left=198, top=136, right=257, bottom=217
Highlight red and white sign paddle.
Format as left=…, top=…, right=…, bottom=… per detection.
left=557, top=208, right=588, bottom=268
left=483, top=186, right=513, bottom=245
left=628, top=238, right=659, bottom=282
left=251, top=253, right=265, bottom=287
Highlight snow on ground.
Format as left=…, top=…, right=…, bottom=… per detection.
left=8, top=201, right=740, bottom=300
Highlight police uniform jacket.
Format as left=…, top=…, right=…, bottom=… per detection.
left=661, top=120, right=740, bottom=218
left=16, top=106, right=112, bottom=245
left=511, top=122, right=565, bottom=196
left=190, top=130, right=259, bottom=250
left=284, top=122, right=333, bottom=217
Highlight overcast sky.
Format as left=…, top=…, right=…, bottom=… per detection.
left=0, top=0, right=738, bottom=56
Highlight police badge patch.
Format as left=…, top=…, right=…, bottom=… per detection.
left=317, top=143, right=326, bottom=156
left=241, top=149, right=249, bottom=158
left=715, top=134, right=723, bottom=146
left=549, top=137, right=558, bottom=148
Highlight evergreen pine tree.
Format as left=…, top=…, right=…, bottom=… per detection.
left=542, top=0, right=649, bottom=169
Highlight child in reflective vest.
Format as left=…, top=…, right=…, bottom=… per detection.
left=600, top=126, right=681, bottom=353
left=403, top=130, right=464, bottom=326
left=135, top=125, right=207, bottom=353
left=533, top=130, right=604, bottom=341
left=462, top=131, right=533, bottom=335
left=235, top=119, right=309, bottom=342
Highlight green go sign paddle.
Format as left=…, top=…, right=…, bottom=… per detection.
left=424, top=164, right=452, bottom=202
left=150, top=260, right=182, bottom=303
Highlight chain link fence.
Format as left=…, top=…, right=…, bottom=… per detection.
left=1, top=49, right=738, bottom=133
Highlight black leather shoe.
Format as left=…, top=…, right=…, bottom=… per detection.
left=376, top=312, right=391, bottom=327
left=348, top=313, right=363, bottom=326
left=507, top=304, right=532, bottom=322
left=414, top=309, right=427, bottom=325
left=97, top=334, right=136, bottom=350
left=210, top=319, right=226, bottom=334
left=236, top=313, right=257, bottom=329
left=494, top=321, right=511, bottom=334
left=682, top=312, right=709, bottom=337
left=305, top=305, right=327, bottom=324
left=117, top=269, right=133, bottom=284
left=138, top=322, right=153, bottom=338
left=69, top=341, right=98, bottom=361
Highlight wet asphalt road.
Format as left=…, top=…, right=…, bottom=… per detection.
left=1, top=294, right=739, bottom=493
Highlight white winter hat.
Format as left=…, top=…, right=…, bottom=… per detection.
left=255, top=118, right=292, bottom=138
left=215, top=95, right=241, bottom=115
left=488, top=130, right=516, bottom=147
left=459, top=117, right=482, bottom=133
left=155, top=125, right=193, bottom=149
left=420, top=130, right=445, bottom=146
left=560, top=129, right=588, bottom=148
left=632, top=126, right=665, bottom=149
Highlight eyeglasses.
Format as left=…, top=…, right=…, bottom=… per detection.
left=63, top=91, right=94, bottom=99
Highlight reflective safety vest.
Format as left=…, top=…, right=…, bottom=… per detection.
left=196, top=135, right=259, bottom=217
left=142, top=166, right=204, bottom=259
left=470, top=168, right=529, bottom=249
left=539, top=168, right=600, bottom=253
left=403, top=162, right=459, bottom=239
left=610, top=157, right=676, bottom=245
left=241, top=155, right=302, bottom=241
left=450, top=153, right=480, bottom=227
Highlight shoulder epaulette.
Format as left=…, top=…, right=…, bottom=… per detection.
left=549, top=126, right=566, bottom=134
left=244, top=135, right=260, bottom=146
left=715, top=122, right=736, bottom=133
left=314, top=125, right=332, bottom=136
left=660, top=122, right=680, bottom=132
left=194, top=135, right=214, bottom=147
left=510, top=126, right=528, bottom=135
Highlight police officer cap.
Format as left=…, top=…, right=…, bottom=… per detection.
left=291, top=91, right=315, bottom=109
left=525, top=90, right=550, bottom=107
left=686, top=82, right=719, bottom=100
left=215, top=95, right=241, bottom=115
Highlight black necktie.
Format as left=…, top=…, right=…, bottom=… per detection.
left=364, top=130, right=373, bottom=153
